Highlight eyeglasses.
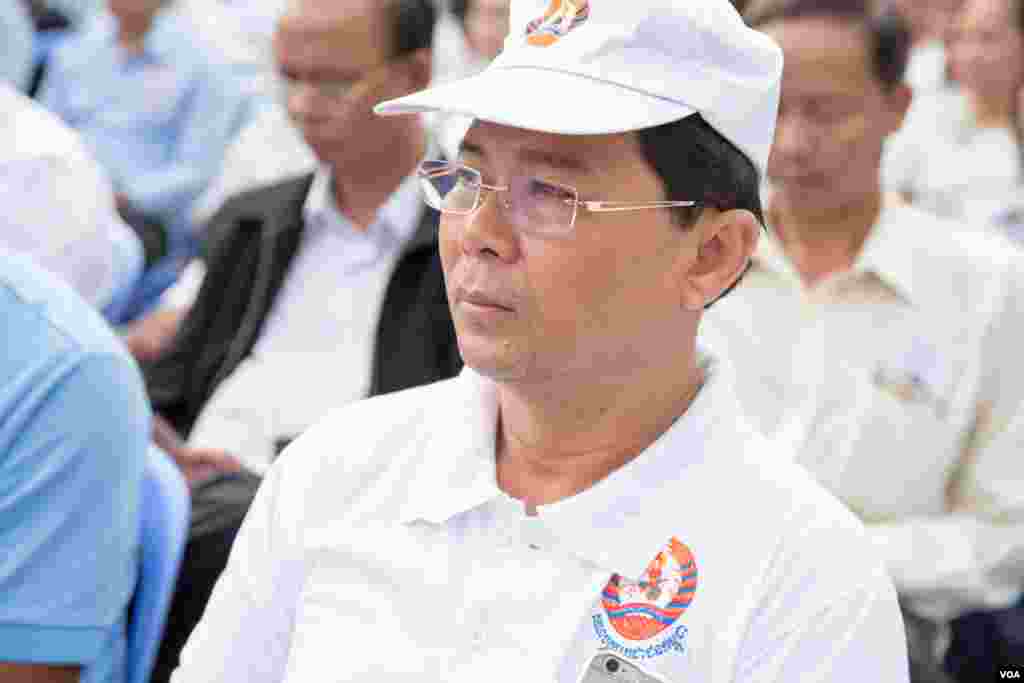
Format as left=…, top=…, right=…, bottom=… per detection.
left=280, top=59, right=397, bottom=104
left=418, top=160, right=701, bottom=236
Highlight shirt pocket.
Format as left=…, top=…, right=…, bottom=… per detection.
left=836, top=361, right=964, bottom=519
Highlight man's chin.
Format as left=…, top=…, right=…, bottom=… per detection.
left=457, top=334, right=529, bottom=382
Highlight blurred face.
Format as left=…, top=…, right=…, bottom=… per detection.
left=274, top=0, right=423, bottom=167
left=764, top=17, right=909, bottom=213
left=439, top=122, right=703, bottom=383
left=948, top=0, right=1024, bottom=95
left=465, top=0, right=511, bottom=61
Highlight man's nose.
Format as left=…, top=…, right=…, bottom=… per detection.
left=287, top=83, right=318, bottom=119
left=458, top=189, right=522, bottom=263
left=772, top=114, right=816, bottom=162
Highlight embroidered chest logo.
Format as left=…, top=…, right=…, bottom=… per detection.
left=592, top=537, right=698, bottom=660
left=525, top=0, right=590, bottom=46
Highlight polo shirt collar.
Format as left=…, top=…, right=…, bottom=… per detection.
left=396, top=368, right=501, bottom=526
left=302, top=166, right=423, bottom=251
left=754, top=194, right=930, bottom=308
left=401, top=356, right=737, bottom=579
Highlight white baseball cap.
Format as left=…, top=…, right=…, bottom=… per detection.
left=375, top=0, right=783, bottom=175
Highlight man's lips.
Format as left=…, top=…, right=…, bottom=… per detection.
left=459, top=290, right=516, bottom=311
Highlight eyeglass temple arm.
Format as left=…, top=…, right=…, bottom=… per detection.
left=578, top=200, right=699, bottom=212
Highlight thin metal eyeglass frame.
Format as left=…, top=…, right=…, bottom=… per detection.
left=419, top=162, right=699, bottom=231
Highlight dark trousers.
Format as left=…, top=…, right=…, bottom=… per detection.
left=150, top=471, right=263, bottom=683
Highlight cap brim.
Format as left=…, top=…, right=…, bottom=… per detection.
left=375, top=66, right=695, bottom=136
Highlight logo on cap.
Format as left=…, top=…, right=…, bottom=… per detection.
left=600, top=537, right=698, bottom=642
left=525, top=0, right=590, bottom=46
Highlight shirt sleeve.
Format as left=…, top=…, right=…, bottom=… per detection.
left=126, top=68, right=253, bottom=226
left=734, top=567, right=909, bottom=683
left=0, top=352, right=148, bottom=665
left=866, top=259, right=1024, bottom=621
left=171, top=460, right=304, bottom=683
left=0, top=1, right=33, bottom=94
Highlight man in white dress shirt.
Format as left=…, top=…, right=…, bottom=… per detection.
left=705, top=0, right=1024, bottom=678
left=172, top=1, right=910, bottom=681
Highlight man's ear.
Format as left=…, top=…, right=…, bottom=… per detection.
left=677, top=209, right=759, bottom=311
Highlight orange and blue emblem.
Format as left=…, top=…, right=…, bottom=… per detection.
left=525, top=0, right=590, bottom=46
left=598, top=538, right=697, bottom=649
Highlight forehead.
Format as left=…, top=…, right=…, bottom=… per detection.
left=762, top=17, right=875, bottom=95
left=275, top=0, right=391, bottom=70
left=957, top=0, right=1013, bottom=31
left=470, top=0, right=511, bottom=13
left=459, top=121, right=644, bottom=173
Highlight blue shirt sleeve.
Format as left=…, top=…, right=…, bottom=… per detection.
left=0, top=352, right=148, bottom=667
left=0, top=1, right=34, bottom=93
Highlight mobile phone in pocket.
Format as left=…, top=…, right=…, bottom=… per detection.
left=579, top=653, right=665, bottom=683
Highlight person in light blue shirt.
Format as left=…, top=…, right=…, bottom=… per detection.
left=0, top=247, right=148, bottom=683
left=37, top=0, right=254, bottom=250
left=1, top=0, right=34, bottom=92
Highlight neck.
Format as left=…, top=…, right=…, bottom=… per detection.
left=968, top=88, right=1018, bottom=129
left=769, top=189, right=881, bottom=287
left=495, top=351, right=705, bottom=510
left=116, top=14, right=155, bottom=53
left=330, top=128, right=425, bottom=230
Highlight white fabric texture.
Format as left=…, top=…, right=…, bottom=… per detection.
left=701, top=198, right=1024, bottom=621
left=884, top=89, right=1024, bottom=243
left=172, top=362, right=908, bottom=683
left=0, top=84, right=140, bottom=310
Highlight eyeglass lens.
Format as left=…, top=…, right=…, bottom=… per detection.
left=418, top=162, right=578, bottom=233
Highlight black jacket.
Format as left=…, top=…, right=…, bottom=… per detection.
left=143, top=174, right=462, bottom=436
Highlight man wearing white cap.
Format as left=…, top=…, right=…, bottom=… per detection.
left=171, top=1, right=909, bottom=681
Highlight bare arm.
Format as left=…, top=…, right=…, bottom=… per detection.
left=0, top=663, right=80, bottom=683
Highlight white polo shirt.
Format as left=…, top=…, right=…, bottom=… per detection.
left=173, top=363, right=908, bottom=683
left=700, top=198, right=1024, bottom=621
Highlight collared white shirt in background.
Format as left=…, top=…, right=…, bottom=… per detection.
left=186, top=168, right=423, bottom=472
left=700, top=197, right=1024, bottom=621
left=0, top=83, right=142, bottom=311
left=173, top=362, right=907, bottom=683
left=884, top=89, right=1024, bottom=244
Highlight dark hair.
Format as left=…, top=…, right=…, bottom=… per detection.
left=450, top=0, right=470, bottom=27
left=636, top=114, right=764, bottom=229
left=636, top=114, right=764, bottom=305
left=747, top=0, right=912, bottom=92
left=389, top=0, right=437, bottom=56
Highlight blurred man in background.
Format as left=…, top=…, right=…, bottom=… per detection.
left=145, top=1, right=461, bottom=678
left=704, top=1, right=1024, bottom=679
left=37, top=0, right=254, bottom=317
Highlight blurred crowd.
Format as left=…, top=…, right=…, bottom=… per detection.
left=1, top=0, right=1023, bottom=682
